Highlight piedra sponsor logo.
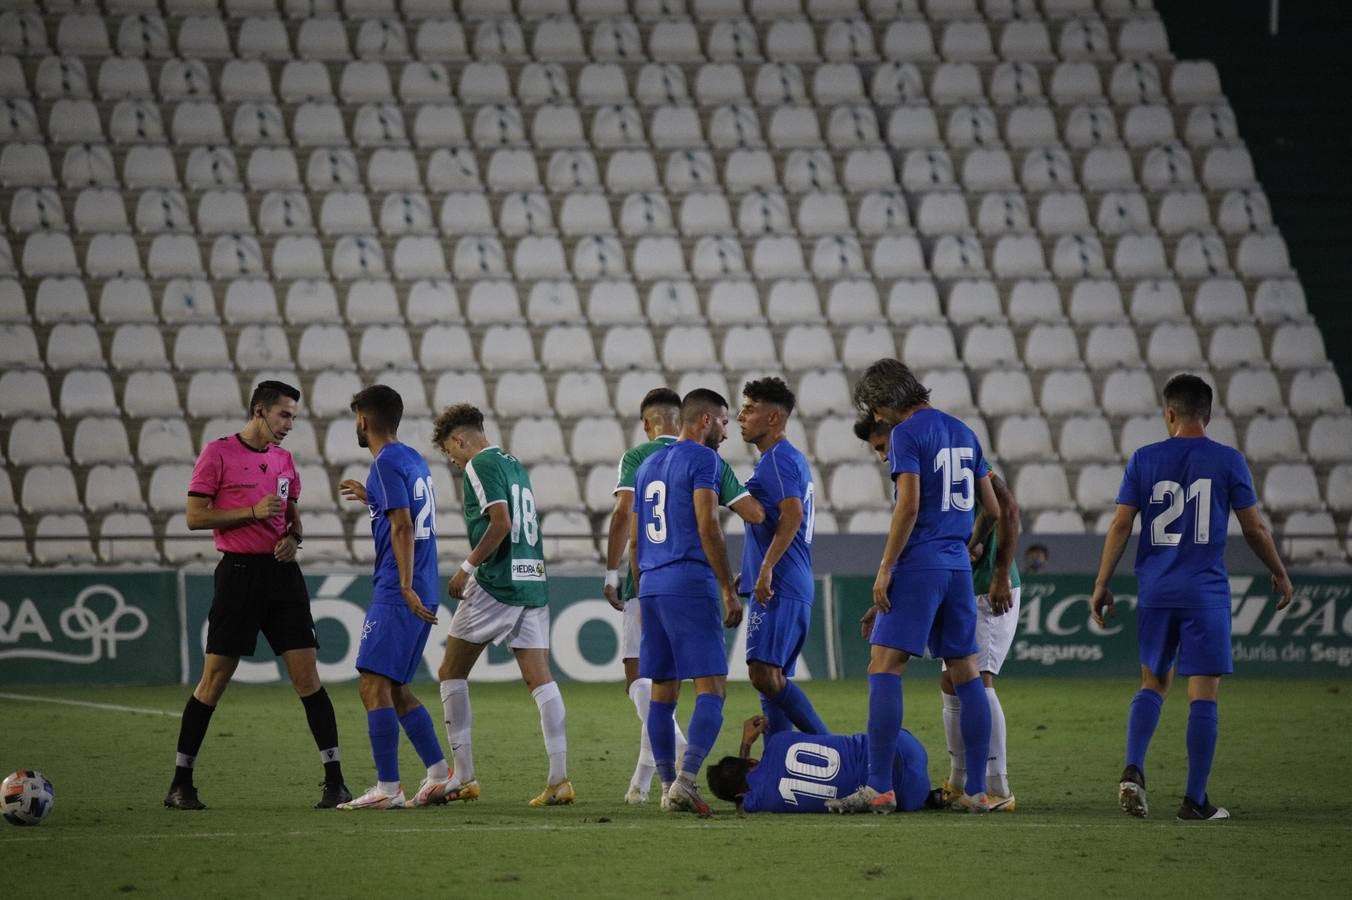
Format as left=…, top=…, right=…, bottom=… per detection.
left=512, top=559, right=547, bottom=582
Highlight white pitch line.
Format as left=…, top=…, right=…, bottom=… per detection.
left=0, top=692, right=182, bottom=718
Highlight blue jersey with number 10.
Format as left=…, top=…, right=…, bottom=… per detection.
left=633, top=439, right=721, bottom=597
left=889, top=407, right=990, bottom=572
left=366, top=442, right=440, bottom=607
left=1117, top=436, right=1257, bottom=609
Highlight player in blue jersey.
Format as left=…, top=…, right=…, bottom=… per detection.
left=829, top=360, right=1011, bottom=815
left=1091, top=374, right=1292, bottom=821
left=335, top=385, right=457, bottom=810
left=735, top=377, right=829, bottom=736
left=631, top=389, right=746, bottom=815
left=706, top=716, right=941, bottom=814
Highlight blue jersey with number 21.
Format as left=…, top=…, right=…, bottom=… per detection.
left=1117, top=436, right=1256, bottom=609
left=634, top=439, right=721, bottom=597
left=889, top=408, right=990, bottom=572
left=366, top=442, right=440, bottom=607
left=740, top=438, right=815, bottom=603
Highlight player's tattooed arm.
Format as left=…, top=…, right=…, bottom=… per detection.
left=1235, top=505, right=1294, bottom=610
left=1090, top=504, right=1138, bottom=626
left=980, top=473, right=1014, bottom=616
left=739, top=716, right=769, bottom=758
left=695, top=487, right=742, bottom=628
left=873, top=473, right=920, bottom=613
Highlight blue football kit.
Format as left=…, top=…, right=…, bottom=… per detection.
left=741, top=438, right=815, bottom=675
left=355, top=442, right=441, bottom=684
left=633, top=439, right=727, bottom=681
left=1117, top=436, right=1257, bottom=676
left=742, top=730, right=930, bottom=814
left=870, top=407, right=990, bottom=659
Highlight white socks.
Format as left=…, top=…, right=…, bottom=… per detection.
left=439, top=679, right=474, bottom=784
left=427, top=759, right=449, bottom=781
left=941, top=690, right=965, bottom=789
left=378, top=780, right=400, bottom=795
left=532, top=681, right=568, bottom=785
left=986, top=686, right=1010, bottom=797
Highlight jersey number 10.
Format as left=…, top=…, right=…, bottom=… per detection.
left=1149, top=478, right=1213, bottom=547
left=777, top=741, right=842, bottom=806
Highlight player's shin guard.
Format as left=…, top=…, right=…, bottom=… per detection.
left=1185, top=700, right=1219, bottom=806
left=985, top=686, right=1009, bottom=797
left=1126, top=688, right=1164, bottom=775
left=367, top=707, right=401, bottom=788
left=647, top=700, right=678, bottom=787
left=865, top=673, right=902, bottom=794
left=300, top=687, right=344, bottom=785
left=440, top=679, right=475, bottom=784
left=680, top=693, right=724, bottom=781
left=769, top=681, right=829, bottom=735
left=954, top=677, right=991, bottom=797
left=532, top=681, right=568, bottom=784
left=173, top=695, right=216, bottom=787
left=399, top=705, right=448, bottom=776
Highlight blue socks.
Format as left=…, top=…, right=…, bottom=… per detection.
left=953, top=676, right=991, bottom=797
left=767, top=681, right=829, bottom=735
left=366, top=707, right=401, bottom=784
left=1126, top=688, right=1165, bottom=774
left=398, top=705, right=444, bottom=768
left=647, top=699, right=678, bottom=786
left=1185, top=700, right=1219, bottom=805
left=759, top=693, right=792, bottom=737
left=865, top=673, right=902, bottom=794
left=681, top=693, right=724, bottom=778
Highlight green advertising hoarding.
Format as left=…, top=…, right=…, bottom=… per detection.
left=180, top=574, right=833, bottom=686
left=0, top=571, right=181, bottom=685
left=829, top=574, right=1352, bottom=678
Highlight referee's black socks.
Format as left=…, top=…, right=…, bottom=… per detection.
left=300, top=687, right=344, bottom=785
left=173, top=695, right=216, bottom=787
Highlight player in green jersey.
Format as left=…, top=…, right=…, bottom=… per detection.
left=605, top=387, right=765, bottom=804
left=431, top=404, right=573, bottom=809
left=855, top=415, right=1021, bottom=811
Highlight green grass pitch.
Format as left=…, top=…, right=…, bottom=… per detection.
left=2, top=679, right=1349, bottom=899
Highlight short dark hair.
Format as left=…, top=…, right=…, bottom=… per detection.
left=706, top=756, right=754, bottom=806
left=349, top=384, right=403, bottom=433
left=853, top=358, right=930, bottom=418
left=853, top=414, right=890, bottom=443
left=640, top=387, right=682, bottom=416
left=742, top=376, right=796, bottom=416
left=249, top=380, right=300, bottom=416
left=681, top=388, right=728, bottom=425
left=431, top=403, right=486, bottom=447
left=1162, top=373, right=1212, bottom=421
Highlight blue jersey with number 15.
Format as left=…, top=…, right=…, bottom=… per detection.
left=1117, top=436, right=1256, bottom=609
left=633, top=439, right=721, bottom=597
left=366, top=442, right=440, bottom=608
left=889, top=407, right=990, bottom=572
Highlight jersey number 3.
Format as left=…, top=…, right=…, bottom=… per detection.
left=1150, top=478, right=1212, bottom=546
left=644, top=481, right=667, bottom=544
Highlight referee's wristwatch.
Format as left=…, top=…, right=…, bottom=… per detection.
left=287, top=531, right=303, bottom=547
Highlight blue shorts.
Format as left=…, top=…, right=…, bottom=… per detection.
left=743, top=595, right=811, bottom=676
left=639, top=592, right=728, bottom=682
left=1137, top=606, right=1233, bottom=677
left=870, top=568, right=978, bottom=660
left=355, top=601, right=437, bottom=685
left=893, top=729, right=932, bottom=813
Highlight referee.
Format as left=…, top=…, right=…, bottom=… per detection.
left=164, top=380, right=352, bottom=810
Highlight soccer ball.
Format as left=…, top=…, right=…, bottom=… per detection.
left=1, top=770, right=55, bottom=826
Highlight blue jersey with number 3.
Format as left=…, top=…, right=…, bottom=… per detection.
left=366, top=442, right=440, bottom=607
left=634, top=439, right=721, bottom=596
left=1117, top=436, right=1256, bottom=609
left=889, top=408, right=990, bottom=572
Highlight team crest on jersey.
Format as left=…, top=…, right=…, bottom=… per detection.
left=367, top=503, right=378, bottom=520
left=276, top=477, right=290, bottom=500
left=511, top=560, right=547, bottom=582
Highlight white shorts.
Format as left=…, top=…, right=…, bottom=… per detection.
left=448, top=579, right=550, bottom=650
left=942, top=587, right=1020, bottom=676
left=621, top=597, right=642, bottom=660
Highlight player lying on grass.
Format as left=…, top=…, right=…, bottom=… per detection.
left=1091, top=373, right=1293, bottom=822
left=336, top=385, right=457, bottom=810
left=706, top=717, right=941, bottom=814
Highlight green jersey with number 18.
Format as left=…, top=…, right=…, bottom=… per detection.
left=462, top=446, right=548, bottom=608
left=614, top=434, right=750, bottom=601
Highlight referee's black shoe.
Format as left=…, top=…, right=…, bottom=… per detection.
left=316, top=782, right=353, bottom=809
left=164, top=783, right=206, bottom=810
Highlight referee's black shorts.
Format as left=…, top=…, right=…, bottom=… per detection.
left=205, top=552, right=319, bottom=658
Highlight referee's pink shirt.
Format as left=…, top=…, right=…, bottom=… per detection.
left=188, top=434, right=302, bottom=554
